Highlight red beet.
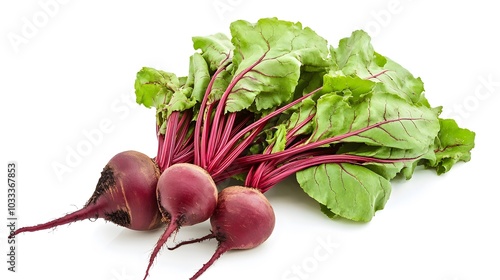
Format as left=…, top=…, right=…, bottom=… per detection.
left=8, top=150, right=163, bottom=238
left=143, top=163, right=218, bottom=280
left=170, top=186, right=275, bottom=280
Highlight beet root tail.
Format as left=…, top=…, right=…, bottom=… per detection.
left=168, top=233, right=215, bottom=250
left=190, top=244, right=230, bottom=280
left=8, top=203, right=105, bottom=239
left=143, top=222, right=178, bottom=280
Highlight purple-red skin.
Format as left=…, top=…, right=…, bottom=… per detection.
left=8, top=150, right=163, bottom=238
left=143, top=163, right=218, bottom=280
left=189, top=186, right=275, bottom=280
left=157, top=163, right=218, bottom=227
left=212, top=186, right=275, bottom=249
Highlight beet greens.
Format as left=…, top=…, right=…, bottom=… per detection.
left=134, top=18, right=474, bottom=279
left=224, top=30, right=476, bottom=223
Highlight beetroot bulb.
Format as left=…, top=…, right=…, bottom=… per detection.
left=9, top=150, right=163, bottom=238
left=143, top=163, right=218, bottom=280
left=169, top=186, right=275, bottom=280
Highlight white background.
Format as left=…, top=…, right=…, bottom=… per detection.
left=1, top=1, right=499, bottom=280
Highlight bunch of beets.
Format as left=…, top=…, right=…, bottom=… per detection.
left=9, top=18, right=475, bottom=279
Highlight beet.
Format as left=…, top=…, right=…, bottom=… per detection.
left=169, top=186, right=275, bottom=280
left=143, top=163, right=218, bottom=280
left=9, top=150, right=163, bottom=238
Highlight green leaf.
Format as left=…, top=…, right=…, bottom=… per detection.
left=192, top=33, right=234, bottom=104
left=285, top=97, right=316, bottom=136
left=193, top=33, right=233, bottom=72
left=319, top=203, right=339, bottom=220
left=134, top=58, right=210, bottom=133
left=210, top=70, right=234, bottom=105
left=134, top=67, right=179, bottom=109
left=225, top=18, right=330, bottom=112
left=167, top=88, right=197, bottom=113
left=426, top=118, right=476, bottom=174
left=186, top=53, right=211, bottom=103
left=293, top=69, right=326, bottom=99
left=322, top=73, right=376, bottom=101
left=337, top=143, right=422, bottom=180
left=331, top=30, right=426, bottom=105
left=265, top=124, right=288, bottom=153
left=296, top=163, right=391, bottom=222
left=373, top=58, right=426, bottom=106
left=309, top=90, right=440, bottom=153
left=167, top=53, right=212, bottom=114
